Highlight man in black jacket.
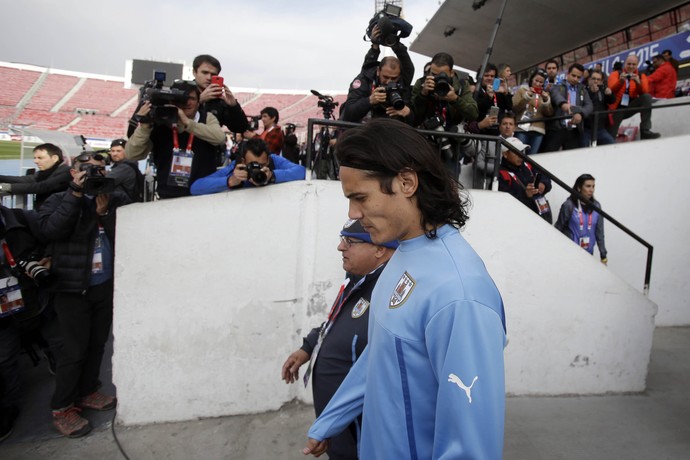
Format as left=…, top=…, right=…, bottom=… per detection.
left=339, top=26, right=414, bottom=125
left=38, top=152, right=130, bottom=438
left=282, top=219, right=397, bottom=460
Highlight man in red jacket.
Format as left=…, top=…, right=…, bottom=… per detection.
left=607, top=54, right=660, bottom=140
left=648, top=54, right=677, bottom=99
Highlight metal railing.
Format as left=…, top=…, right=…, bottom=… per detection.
left=305, top=117, right=654, bottom=294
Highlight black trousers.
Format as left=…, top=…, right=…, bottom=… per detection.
left=51, top=280, right=113, bottom=410
left=609, top=93, right=653, bottom=137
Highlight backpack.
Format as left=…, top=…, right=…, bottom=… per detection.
left=121, top=161, right=145, bottom=202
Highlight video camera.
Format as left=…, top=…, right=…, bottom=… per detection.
left=247, top=115, right=260, bottom=131
left=311, top=89, right=339, bottom=119
left=139, top=71, right=194, bottom=126
left=365, top=3, right=413, bottom=47
left=80, top=163, right=115, bottom=195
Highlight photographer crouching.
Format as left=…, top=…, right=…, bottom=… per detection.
left=339, top=14, right=415, bottom=124
left=190, top=138, right=305, bottom=195
left=125, top=80, right=226, bottom=199
left=36, top=152, right=130, bottom=438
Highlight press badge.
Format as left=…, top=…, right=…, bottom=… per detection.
left=0, top=276, right=25, bottom=318
left=92, top=225, right=105, bottom=274
left=620, top=93, right=630, bottom=107
left=534, top=196, right=550, bottom=215
left=168, top=149, right=194, bottom=188
left=579, top=236, right=590, bottom=250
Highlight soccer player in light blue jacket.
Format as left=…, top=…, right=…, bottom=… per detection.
left=303, top=118, right=507, bottom=460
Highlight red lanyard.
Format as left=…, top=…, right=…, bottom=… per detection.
left=577, top=204, right=593, bottom=231
left=172, top=126, right=194, bottom=152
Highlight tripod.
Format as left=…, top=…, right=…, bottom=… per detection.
left=311, top=90, right=339, bottom=180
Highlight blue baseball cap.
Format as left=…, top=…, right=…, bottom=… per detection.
left=340, top=219, right=399, bottom=249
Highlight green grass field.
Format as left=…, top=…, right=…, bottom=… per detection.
left=0, top=140, right=39, bottom=160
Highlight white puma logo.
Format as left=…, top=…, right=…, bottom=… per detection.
left=448, top=374, right=478, bottom=403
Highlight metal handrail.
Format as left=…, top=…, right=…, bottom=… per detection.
left=305, top=117, right=654, bottom=294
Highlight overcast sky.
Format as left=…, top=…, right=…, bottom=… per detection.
left=1, top=0, right=443, bottom=93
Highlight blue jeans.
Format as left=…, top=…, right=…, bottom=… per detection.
left=515, top=131, right=544, bottom=154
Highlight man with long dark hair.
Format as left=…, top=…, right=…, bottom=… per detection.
left=303, top=118, right=506, bottom=459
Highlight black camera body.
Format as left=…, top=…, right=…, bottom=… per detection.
left=366, top=4, right=413, bottom=47
left=433, top=72, right=452, bottom=97
left=385, top=82, right=405, bottom=110
left=245, top=161, right=269, bottom=185
left=80, top=164, right=115, bottom=195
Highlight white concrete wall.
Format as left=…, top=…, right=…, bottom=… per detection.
left=535, top=134, right=690, bottom=326
left=113, top=181, right=656, bottom=425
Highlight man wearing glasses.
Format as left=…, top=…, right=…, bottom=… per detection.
left=282, top=219, right=397, bottom=459
left=37, top=152, right=130, bottom=438
left=126, top=80, right=226, bottom=199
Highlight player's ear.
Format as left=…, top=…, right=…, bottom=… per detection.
left=398, top=169, right=418, bottom=197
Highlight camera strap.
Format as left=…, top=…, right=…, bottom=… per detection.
left=0, top=240, right=26, bottom=318
left=169, top=126, right=195, bottom=188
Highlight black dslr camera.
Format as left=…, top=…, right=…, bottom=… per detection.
left=433, top=72, right=452, bottom=97
left=365, top=3, right=413, bottom=47
left=245, top=161, right=270, bottom=185
left=385, top=82, right=405, bottom=110
left=16, top=259, right=52, bottom=287
left=80, top=163, right=115, bottom=195
left=140, top=71, right=193, bottom=126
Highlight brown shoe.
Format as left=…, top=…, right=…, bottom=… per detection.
left=52, top=406, right=92, bottom=438
left=76, top=391, right=117, bottom=411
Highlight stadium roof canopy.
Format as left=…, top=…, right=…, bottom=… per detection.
left=409, top=0, right=688, bottom=73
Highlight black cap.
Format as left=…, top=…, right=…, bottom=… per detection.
left=111, top=138, right=126, bottom=148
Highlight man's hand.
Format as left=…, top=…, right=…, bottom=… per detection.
left=478, top=115, right=497, bottom=130
left=228, top=164, right=248, bottom=188
left=370, top=24, right=381, bottom=50
left=571, top=113, right=583, bottom=125
left=177, top=107, right=191, bottom=130
left=525, top=183, right=538, bottom=198
left=385, top=105, right=411, bottom=118
left=71, top=169, right=87, bottom=194
left=421, top=75, right=435, bottom=97
left=95, top=194, right=110, bottom=216
left=200, top=83, right=223, bottom=104
left=136, top=101, right=153, bottom=126
left=221, top=85, right=238, bottom=107
left=303, top=438, right=329, bottom=457
left=439, top=86, right=458, bottom=102
left=369, top=87, right=387, bottom=106
left=281, top=349, right=310, bottom=384
left=537, top=182, right=546, bottom=195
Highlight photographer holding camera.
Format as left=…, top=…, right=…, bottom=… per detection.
left=190, top=138, right=305, bottom=195
left=36, top=152, right=130, bottom=438
left=607, top=54, right=660, bottom=140
left=339, top=24, right=415, bottom=125
left=125, top=80, right=226, bottom=199
left=583, top=70, right=616, bottom=146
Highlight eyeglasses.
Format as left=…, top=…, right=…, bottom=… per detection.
left=340, top=235, right=368, bottom=248
left=75, top=153, right=106, bottom=163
